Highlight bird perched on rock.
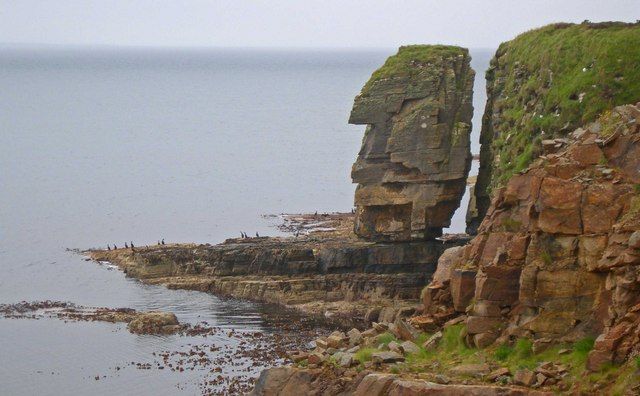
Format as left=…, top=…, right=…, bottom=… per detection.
left=107, top=245, right=111, bottom=251
left=161, top=239, right=165, bottom=245
left=130, top=241, right=135, bottom=250
left=255, top=232, right=259, bottom=237
left=125, top=242, right=129, bottom=249
left=114, top=244, right=118, bottom=249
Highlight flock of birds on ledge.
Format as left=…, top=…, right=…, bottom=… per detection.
left=106, top=238, right=165, bottom=251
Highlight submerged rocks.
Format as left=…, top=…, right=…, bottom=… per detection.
left=127, top=312, right=181, bottom=335
left=349, top=45, right=474, bottom=241
left=0, top=301, right=183, bottom=335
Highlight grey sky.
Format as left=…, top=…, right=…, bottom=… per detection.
left=1, top=0, right=637, bottom=49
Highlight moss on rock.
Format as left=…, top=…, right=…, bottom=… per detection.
left=362, top=44, right=470, bottom=92
left=470, top=21, right=640, bottom=233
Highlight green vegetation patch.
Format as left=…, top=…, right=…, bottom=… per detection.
left=354, top=347, right=376, bottom=364
left=363, top=45, right=468, bottom=91
left=375, top=332, right=399, bottom=347
left=487, top=21, right=640, bottom=190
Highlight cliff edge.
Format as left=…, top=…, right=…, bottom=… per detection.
left=469, top=21, right=640, bottom=233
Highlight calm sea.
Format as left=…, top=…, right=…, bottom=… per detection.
left=0, top=46, right=491, bottom=394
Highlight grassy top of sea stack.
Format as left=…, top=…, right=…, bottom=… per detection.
left=488, top=21, right=640, bottom=187
left=362, top=44, right=469, bottom=91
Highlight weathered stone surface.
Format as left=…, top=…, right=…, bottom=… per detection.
left=388, top=379, right=548, bottom=395
left=353, top=373, right=397, bottom=396
left=420, top=103, right=640, bottom=362
left=450, top=269, right=476, bottom=312
left=89, top=221, right=466, bottom=323
left=449, top=363, right=491, bottom=378
left=127, top=312, right=180, bottom=335
left=468, top=22, right=640, bottom=233
left=393, top=318, right=420, bottom=341
left=399, top=341, right=421, bottom=355
left=350, top=45, right=474, bottom=241
left=371, top=351, right=405, bottom=364
left=513, top=369, right=536, bottom=387
left=249, top=367, right=297, bottom=395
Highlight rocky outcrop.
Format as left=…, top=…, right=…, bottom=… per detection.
left=0, top=301, right=183, bottom=335
left=468, top=21, right=640, bottom=233
left=350, top=45, right=474, bottom=241
left=422, top=103, right=640, bottom=366
left=89, top=214, right=466, bottom=323
left=250, top=367, right=548, bottom=396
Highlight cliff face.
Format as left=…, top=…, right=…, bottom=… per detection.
left=423, top=103, right=640, bottom=369
left=350, top=45, right=474, bottom=241
left=468, top=22, right=640, bottom=233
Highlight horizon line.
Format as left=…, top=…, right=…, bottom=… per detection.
left=0, top=42, right=496, bottom=52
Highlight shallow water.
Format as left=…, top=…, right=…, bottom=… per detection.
left=0, top=46, right=491, bottom=394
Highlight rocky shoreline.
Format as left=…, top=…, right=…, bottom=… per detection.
left=87, top=213, right=469, bottom=326
left=83, top=22, right=640, bottom=395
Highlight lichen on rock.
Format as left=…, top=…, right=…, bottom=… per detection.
left=349, top=45, right=475, bottom=241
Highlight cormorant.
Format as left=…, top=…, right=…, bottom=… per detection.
left=161, top=239, right=165, bottom=245
left=107, top=245, right=111, bottom=251
left=114, top=244, right=117, bottom=249
left=130, top=241, right=135, bottom=249
left=255, top=232, right=259, bottom=237
left=125, top=242, right=129, bottom=249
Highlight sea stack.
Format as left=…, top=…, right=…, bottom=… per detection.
left=349, top=45, right=474, bottom=241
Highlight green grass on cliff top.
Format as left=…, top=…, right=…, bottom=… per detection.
left=363, top=44, right=468, bottom=90
left=489, top=21, right=640, bottom=187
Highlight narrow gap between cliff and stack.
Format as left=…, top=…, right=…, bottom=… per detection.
left=444, top=48, right=493, bottom=235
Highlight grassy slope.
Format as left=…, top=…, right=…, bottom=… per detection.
left=487, top=21, right=640, bottom=188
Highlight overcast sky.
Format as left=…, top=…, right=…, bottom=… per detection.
left=1, top=0, right=637, bottom=49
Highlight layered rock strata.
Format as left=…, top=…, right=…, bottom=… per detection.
left=422, top=103, right=640, bottom=369
left=250, top=367, right=547, bottom=396
left=468, top=21, right=640, bottom=233
left=89, top=216, right=465, bottom=322
left=350, top=45, right=474, bottom=241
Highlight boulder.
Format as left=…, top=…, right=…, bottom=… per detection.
left=450, top=269, right=476, bottom=312
left=399, top=341, right=421, bottom=355
left=127, top=312, right=180, bottom=335
left=371, top=351, right=405, bottom=364
left=347, top=328, right=363, bottom=346
left=449, top=363, right=491, bottom=378
left=513, top=369, right=536, bottom=387
left=353, top=374, right=397, bottom=396
left=393, top=318, right=419, bottom=341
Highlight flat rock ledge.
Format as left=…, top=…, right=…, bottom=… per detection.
left=88, top=214, right=468, bottom=324
left=250, top=367, right=549, bottom=396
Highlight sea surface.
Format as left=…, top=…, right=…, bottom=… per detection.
left=0, top=46, right=491, bottom=395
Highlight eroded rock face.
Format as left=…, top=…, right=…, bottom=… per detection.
left=89, top=224, right=466, bottom=323
left=250, top=368, right=549, bottom=395
left=468, top=22, right=640, bottom=234
left=422, top=103, right=640, bottom=368
left=350, top=45, right=474, bottom=241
